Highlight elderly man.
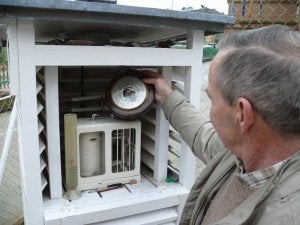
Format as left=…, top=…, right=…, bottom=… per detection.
left=143, top=25, right=300, bottom=225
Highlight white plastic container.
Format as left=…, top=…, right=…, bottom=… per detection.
left=79, top=132, right=102, bottom=177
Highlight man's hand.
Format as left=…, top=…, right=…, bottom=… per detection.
left=142, top=70, right=173, bottom=104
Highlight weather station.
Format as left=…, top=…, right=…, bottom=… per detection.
left=0, top=0, right=234, bottom=224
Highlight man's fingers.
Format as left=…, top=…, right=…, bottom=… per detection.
left=142, top=70, right=164, bottom=85
left=142, top=70, right=162, bottom=78
left=143, top=77, right=157, bottom=84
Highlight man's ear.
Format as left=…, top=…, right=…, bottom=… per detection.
left=235, top=97, right=255, bottom=134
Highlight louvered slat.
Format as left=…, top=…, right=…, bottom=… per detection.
left=36, top=69, right=49, bottom=192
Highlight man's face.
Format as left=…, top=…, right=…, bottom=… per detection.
left=206, top=53, right=240, bottom=150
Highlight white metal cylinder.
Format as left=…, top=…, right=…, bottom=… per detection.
left=79, top=132, right=101, bottom=177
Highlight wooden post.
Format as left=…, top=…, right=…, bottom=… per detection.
left=153, top=67, right=172, bottom=182
left=17, top=19, right=44, bottom=225
left=179, top=30, right=204, bottom=189
left=44, top=66, right=63, bottom=199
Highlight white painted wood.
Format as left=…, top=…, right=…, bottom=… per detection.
left=40, top=157, right=47, bottom=171
left=141, top=150, right=154, bottom=170
left=171, top=67, right=185, bottom=82
left=91, top=207, right=178, bottom=225
left=9, top=14, right=203, bottom=224
left=187, top=30, right=204, bottom=51
left=41, top=173, right=48, bottom=190
left=38, top=120, right=44, bottom=134
left=39, top=138, right=46, bottom=154
left=37, top=100, right=44, bottom=114
left=6, top=18, right=20, bottom=95
left=176, top=192, right=189, bottom=225
left=44, top=66, right=63, bottom=199
left=141, top=136, right=155, bottom=155
left=34, top=46, right=199, bottom=66
left=185, top=30, right=204, bottom=108
left=178, top=30, right=204, bottom=190
left=179, top=70, right=201, bottom=189
left=153, top=67, right=172, bottom=182
left=16, top=19, right=44, bottom=225
left=44, top=177, right=188, bottom=225
left=36, top=81, right=43, bottom=93
left=142, top=125, right=156, bottom=141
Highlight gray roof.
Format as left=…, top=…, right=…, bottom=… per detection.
left=0, top=0, right=235, bottom=33
left=0, top=0, right=235, bottom=46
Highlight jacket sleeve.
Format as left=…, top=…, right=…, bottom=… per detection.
left=161, top=90, right=226, bottom=164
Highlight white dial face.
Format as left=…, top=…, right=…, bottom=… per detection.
left=111, top=76, right=147, bottom=110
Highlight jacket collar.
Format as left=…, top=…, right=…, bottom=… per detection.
left=215, top=151, right=300, bottom=225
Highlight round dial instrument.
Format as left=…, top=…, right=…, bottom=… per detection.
left=111, top=76, right=148, bottom=110
left=106, top=73, right=154, bottom=120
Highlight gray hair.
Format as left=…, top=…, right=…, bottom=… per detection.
left=218, top=25, right=300, bottom=57
left=216, top=47, right=300, bottom=137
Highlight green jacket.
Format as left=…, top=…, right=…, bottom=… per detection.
left=162, top=90, right=300, bottom=225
